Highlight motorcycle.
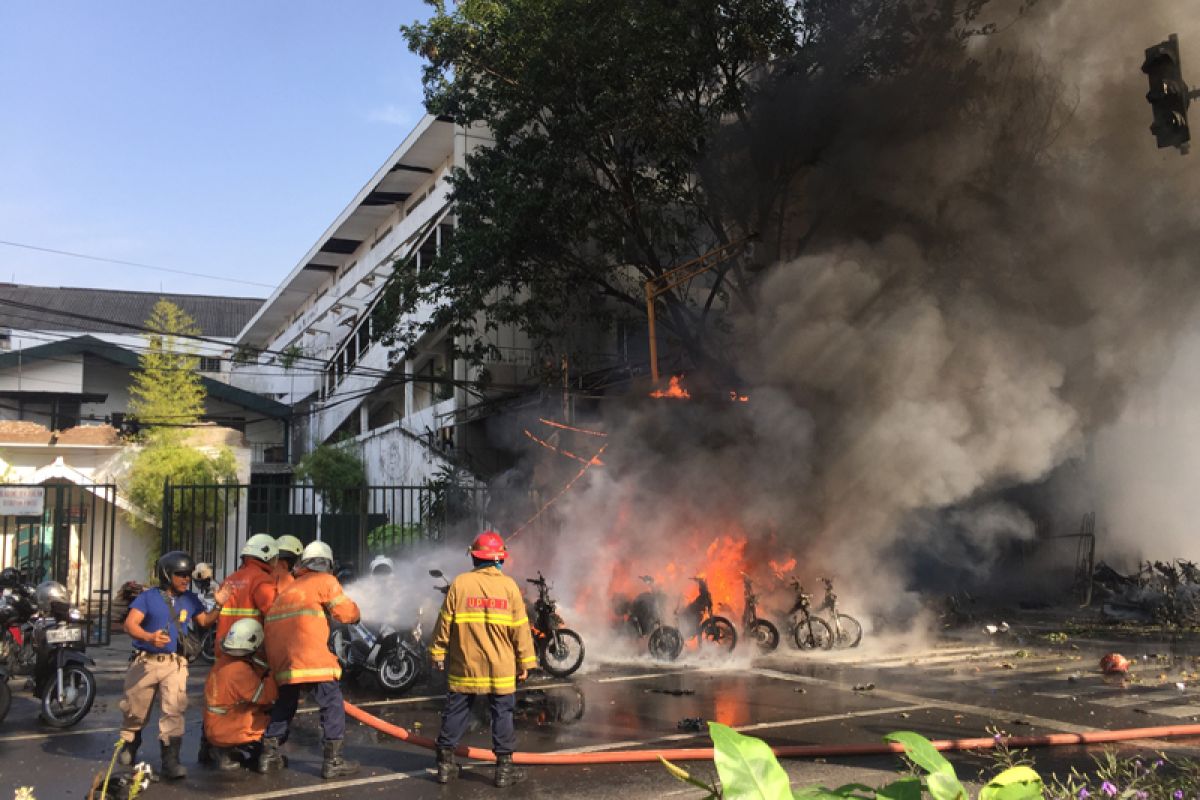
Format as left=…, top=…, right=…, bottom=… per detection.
left=525, top=572, right=585, bottom=677
left=740, top=573, right=780, bottom=653
left=786, top=578, right=833, bottom=651
left=676, top=577, right=738, bottom=655
left=331, top=615, right=420, bottom=695
left=614, top=576, right=683, bottom=662
left=0, top=581, right=97, bottom=727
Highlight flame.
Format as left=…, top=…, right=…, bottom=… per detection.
left=769, top=558, right=796, bottom=579
left=729, top=391, right=750, bottom=403
left=650, top=375, right=691, bottom=399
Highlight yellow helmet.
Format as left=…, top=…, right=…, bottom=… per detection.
left=241, top=533, right=278, bottom=562
left=275, top=535, right=304, bottom=559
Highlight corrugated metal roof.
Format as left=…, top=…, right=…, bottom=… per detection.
left=0, top=283, right=264, bottom=338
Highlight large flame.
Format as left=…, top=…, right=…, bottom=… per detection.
left=650, top=375, right=691, bottom=399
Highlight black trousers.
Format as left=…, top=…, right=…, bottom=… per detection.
left=435, top=691, right=517, bottom=756
left=264, top=681, right=346, bottom=741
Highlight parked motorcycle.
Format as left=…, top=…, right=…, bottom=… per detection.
left=525, top=572, right=585, bottom=677
left=818, top=577, right=863, bottom=649
left=740, top=573, right=780, bottom=653
left=614, top=576, right=683, bottom=662
left=331, top=615, right=420, bottom=695
left=0, top=580, right=97, bottom=726
left=676, top=577, right=738, bottom=655
left=786, top=578, right=833, bottom=651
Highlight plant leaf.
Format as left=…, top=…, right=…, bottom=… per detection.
left=709, top=721, right=793, bottom=800
left=884, top=732, right=956, bottom=777
left=876, top=776, right=924, bottom=800
left=985, top=766, right=1044, bottom=787
left=926, top=771, right=967, bottom=800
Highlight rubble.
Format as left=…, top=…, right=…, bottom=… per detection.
left=1093, top=560, right=1200, bottom=627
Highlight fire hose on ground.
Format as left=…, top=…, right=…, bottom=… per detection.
left=343, top=700, right=1200, bottom=765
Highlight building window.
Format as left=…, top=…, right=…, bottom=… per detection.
left=0, top=330, right=10, bottom=351
left=198, top=356, right=221, bottom=373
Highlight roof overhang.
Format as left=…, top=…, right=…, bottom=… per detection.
left=236, top=114, right=456, bottom=347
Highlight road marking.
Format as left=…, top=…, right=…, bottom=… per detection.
left=0, top=724, right=122, bottom=743
left=221, top=768, right=425, bottom=799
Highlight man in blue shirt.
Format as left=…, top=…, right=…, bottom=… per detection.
left=120, top=550, right=227, bottom=780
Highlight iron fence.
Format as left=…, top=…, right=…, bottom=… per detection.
left=0, top=483, right=118, bottom=645
left=161, top=482, right=489, bottom=580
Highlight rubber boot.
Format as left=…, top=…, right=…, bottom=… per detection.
left=160, top=737, right=187, bottom=780
left=197, top=735, right=214, bottom=766
left=213, top=746, right=241, bottom=772
left=321, top=738, right=359, bottom=779
left=118, top=731, right=141, bottom=767
left=494, top=753, right=525, bottom=788
left=435, top=746, right=459, bottom=784
left=256, top=737, right=285, bottom=774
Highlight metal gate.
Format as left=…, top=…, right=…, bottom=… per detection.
left=0, top=483, right=118, bottom=645
left=161, top=482, right=489, bottom=580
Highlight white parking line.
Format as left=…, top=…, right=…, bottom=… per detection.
left=222, top=768, right=426, bottom=799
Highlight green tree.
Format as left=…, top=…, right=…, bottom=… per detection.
left=389, top=0, right=1014, bottom=376
left=128, top=300, right=205, bottom=436
left=295, top=440, right=366, bottom=513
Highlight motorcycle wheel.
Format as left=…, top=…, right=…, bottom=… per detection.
left=648, top=626, right=683, bottom=662
left=377, top=650, right=421, bottom=694
left=792, top=617, right=833, bottom=651
left=0, top=678, right=10, bottom=723
left=39, top=664, right=96, bottom=728
left=698, top=617, right=738, bottom=654
left=540, top=629, right=585, bottom=678
left=831, top=614, right=863, bottom=648
left=199, top=629, right=216, bottom=663
left=747, top=620, right=780, bottom=653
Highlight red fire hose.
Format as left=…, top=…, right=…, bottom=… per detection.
left=343, top=701, right=1200, bottom=765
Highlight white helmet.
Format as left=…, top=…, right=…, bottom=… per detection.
left=300, top=540, right=334, bottom=572
left=369, top=555, right=395, bottom=576
left=242, top=533, right=278, bottom=562
left=222, top=619, right=265, bottom=657
left=275, top=535, right=304, bottom=560
left=192, top=562, right=214, bottom=582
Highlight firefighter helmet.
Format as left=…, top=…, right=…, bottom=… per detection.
left=300, top=540, right=335, bottom=572
left=223, top=619, right=265, bottom=657
left=469, top=531, right=507, bottom=562
left=241, top=533, right=278, bottom=562
left=369, top=555, right=395, bottom=576
left=275, top=535, right=304, bottom=560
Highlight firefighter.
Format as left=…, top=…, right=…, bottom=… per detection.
left=120, top=550, right=228, bottom=779
left=274, top=535, right=304, bottom=591
left=431, top=530, right=537, bottom=787
left=214, top=533, right=280, bottom=654
left=202, top=619, right=277, bottom=771
left=258, top=540, right=361, bottom=779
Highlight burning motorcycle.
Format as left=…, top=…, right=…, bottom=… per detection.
left=615, top=576, right=683, bottom=662
left=0, top=580, right=97, bottom=726
left=818, top=577, right=862, bottom=648
left=525, top=572, right=585, bottom=677
left=786, top=578, right=832, bottom=651
left=675, top=577, right=737, bottom=655
left=740, top=573, right=780, bottom=653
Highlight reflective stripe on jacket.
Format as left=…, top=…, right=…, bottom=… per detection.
left=264, top=569, right=359, bottom=685
left=215, top=558, right=277, bottom=660
left=202, top=656, right=277, bottom=747
left=430, top=566, right=536, bottom=695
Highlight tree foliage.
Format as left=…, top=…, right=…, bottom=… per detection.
left=295, top=440, right=366, bottom=513
left=128, top=300, right=205, bottom=436
left=127, top=444, right=238, bottom=526
left=391, top=0, right=1010, bottom=377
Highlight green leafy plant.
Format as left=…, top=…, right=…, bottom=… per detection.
left=279, top=343, right=307, bottom=371
left=295, top=440, right=366, bottom=514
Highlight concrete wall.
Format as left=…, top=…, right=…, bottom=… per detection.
left=0, top=354, right=83, bottom=393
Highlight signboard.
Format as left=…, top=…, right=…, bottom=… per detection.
left=0, top=487, right=46, bottom=517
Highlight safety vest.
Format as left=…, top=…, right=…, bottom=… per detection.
left=430, top=566, right=537, bottom=695
left=215, top=558, right=277, bottom=659
left=264, top=569, right=359, bottom=685
left=202, top=656, right=277, bottom=747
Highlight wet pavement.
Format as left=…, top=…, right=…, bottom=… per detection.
left=3, top=632, right=1200, bottom=798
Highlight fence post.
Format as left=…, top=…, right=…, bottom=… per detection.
left=161, top=479, right=172, bottom=555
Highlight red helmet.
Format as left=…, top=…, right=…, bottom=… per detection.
left=470, top=531, right=507, bottom=561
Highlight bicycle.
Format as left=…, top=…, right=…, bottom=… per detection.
left=785, top=579, right=832, bottom=650
left=740, top=573, right=779, bottom=653
left=818, top=577, right=862, bottom=648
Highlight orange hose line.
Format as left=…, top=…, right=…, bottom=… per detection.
left=508, top=442, right=608, bottom=540
left=343, top=701, right=1200, bottom=765
left=538, top=418, right=608, bottom=437
left=522, top=429, right=606, bottom=466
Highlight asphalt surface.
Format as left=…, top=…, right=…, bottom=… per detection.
left=3, top=630, right=1200, bottom=799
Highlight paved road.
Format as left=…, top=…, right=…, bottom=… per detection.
left=3, top=633, right=1199, bottom=798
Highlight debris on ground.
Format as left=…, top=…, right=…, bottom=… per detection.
left=646, top=688, right=695, bottom=696
left=1100, top=652, right=1131, bottom=675
left=983, top=622, right=1010, bottom=636
left=676, top=717, right=706, bottom=732
left=852, top=683, right=875, bottom=692
left=1094, top=559, right=1200, bottom=627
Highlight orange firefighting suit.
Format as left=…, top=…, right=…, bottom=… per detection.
left=430, top=566, right=537, bottom=694
left=203, top=656, right=278, bottom=747
left=216, top=558, right=277, bottom=660
left=264, top=569, right=360, bottom=685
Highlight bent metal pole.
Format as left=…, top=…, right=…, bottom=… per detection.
left=343, top=700, right=1200, bottom=766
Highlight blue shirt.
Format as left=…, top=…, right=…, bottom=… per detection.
left=129, top=588, right=205, bottom=654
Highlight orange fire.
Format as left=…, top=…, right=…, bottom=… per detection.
left=769, top=557, right=797, bottom=579
left=729, top=391, right=750, bottom=403
left=650, top=375, right=691, bottom=399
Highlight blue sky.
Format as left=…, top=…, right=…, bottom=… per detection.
left=0, top=2, right=433, bottom=298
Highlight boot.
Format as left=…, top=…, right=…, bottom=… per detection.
left=212, top=746, right=241, bottom=772
left=118, top=731, right=141, bottom=767
left=255, top=737, right=285, bottom=774
left=160, top=737, right=187, bottom=780
left=494, top=754, right=525, bottom=788
left=321, top=738, right=359, bottom=779
left=197, top=735, right=214, bottom=766
left=435, top=746, right=459, bottom=784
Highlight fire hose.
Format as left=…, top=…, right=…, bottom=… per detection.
left=343, top=700, right=1200, bottom=765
